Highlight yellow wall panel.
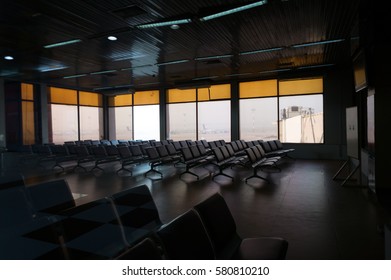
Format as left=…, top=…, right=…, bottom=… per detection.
left=134, top=90, right=159, bottom=105
left=49, top=87, right=78, bottom=104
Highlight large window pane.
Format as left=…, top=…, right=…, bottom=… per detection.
left=167, top=103, right=196, bottom=140
left=50, top=104, right=78, bottom=143
left=198, top=101, right=230, bottom=142
left=134, top=105, right=160, bottom=140
left=79, top=106, right=103, bottom=140
left=240, top=98, right=278, bottom=141
left=108, top=107, right=133, bottom=140
left=279, top=94, right=323, bottom=143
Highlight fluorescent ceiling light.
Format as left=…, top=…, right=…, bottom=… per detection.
left=39, top=66, right=69, bottom=72
left=156, top=59, right=189, bottom=66
left=200, top=0, right=268, bottom=21
left=297, top=64, right=334, bottom=70
left=90, top=70, right=117, bottom=75
left=260, top=68, right=291, bottom=74
left=137, top=19, right=191, bottom=29
left=225, top=72, right=252, bottom=77
left=63, top=74, right=87, bottom=79
left=44, top=39, right=82, bottom=49
left=240, top=47, right=283, bottom=55
left=292, top=39, right=344, bottom=48
left=4, top=55, right=14, bottom=60
left=192, top=76, right=219, bottom=80
left=93, top=86, right=113, bottom=91
left=195, top=54, right=233, bottom=60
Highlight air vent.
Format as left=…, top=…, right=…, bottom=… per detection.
left=111, top=5, right=148, bottom=19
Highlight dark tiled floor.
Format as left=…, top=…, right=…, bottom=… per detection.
left=2, top=153, right=388, bottom=260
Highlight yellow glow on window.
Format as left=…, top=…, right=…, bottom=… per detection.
left=108, top=94, right=133, bottom=106
left=239, top=80, right=277, bottom=98
left=279, top=77, right=323, bottom=95
left=22, top=101, right=35, bottom=145
left=134, top=90, right=159, bottom=105
left=49, top=87, right=78, bottom=104
left=198, top=84, right=231, bottom=101
left=79, top=91, right=103, bottom=107
left=167, top=89, right=196, bottom=103
left=21, top=83, right=34, bottom=100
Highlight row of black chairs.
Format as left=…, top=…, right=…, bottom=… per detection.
left=116, top=192, right=289, bottom=260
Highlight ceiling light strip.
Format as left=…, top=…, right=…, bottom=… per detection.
left=44, top=39, right=82, bottom=49
left=90, top=70, right=117, bottom=75
left=63, top=74, right=87, bottom=79
left=260, top=68, right=291, bottom=74
left=195, top=54, right=233, bottom=60
left=240, top=47, right=283, bottom=55
left=192, top=76, right=219, bottom=80
left=297, top=64, right=334, bottom=70
left=200, top=0, right=268, bottom=21
left=292, top=39, right=345, bottom=48
left=156, top=59, right=189, bottom=66
left=137, top=19, right=191, bottom=29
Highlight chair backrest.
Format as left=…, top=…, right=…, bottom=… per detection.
left=189, top=145, right=201, bottom=158
left=145, top=147, right=160, bottom=161
left=201, top=140, right=209, bottom=148
left=27, top=179, right=75, bottom=214
left=156, top=209, right=215, bottom=260
left=117, top=146, right=132, bottom=159
left=172, top=141, right=182, bottom=151
left=260, top=141, right=272, bottom=153
left=268, top=140, right=278, bottom=151
left=193, top=192, right=241, bottom=259
left=156, top=145, right=169, bottom=158
left=212, top=147, right=225, bottom=163
left=110, top=185, right=162, bottom=243
left=219, top=146, right=231, bottom=160
left=251, top=146, right=263, bottom=160
left=114, top=237, right=163, bottom=260
left=235, top=140, right=244, bottom=150
left=230, top=141, right=239, bottom=152
left=105, top=145, right=119, bottom=156
left=165, top=144, right=178, bottom=156
left=197, top=144, right=208, bottom=156
left=180, top=147, right=194, bottom=162
left=274, top=139, right=284, bottom=149
left=129, top=145, right=143, bottom=157
left=245, top=148, right=258, bottom=164
left=226, top=144, right=236, bottom=157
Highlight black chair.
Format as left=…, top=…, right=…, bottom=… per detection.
left=193, top=192, right=288, bottom=260
left=114, top=237, right=163, bottom=260
left=27, top=179, right=76, bottom=214
left=156, top=209, right=215, bottom=260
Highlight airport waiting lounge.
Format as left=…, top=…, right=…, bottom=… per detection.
left=1, top=0, right=390, bottom=260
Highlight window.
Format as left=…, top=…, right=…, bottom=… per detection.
left=167, top=84, right=231, bottom=141
left=166, top=89, right=196, bottom=140
left=48, top=87, right=103, bottom=143
left=239, top=77, right=323, bottom=143
left=239, top=80, right=278, bottom=141
left=133, top=90, right=160, bottom=140
left=79, top=91, right=103, bottom=140
left=278, top=78, right=323, bottom=143
left=21, top=83, right=35, bottom=145
left=240, top=98, right=278, bottom=140
left=108, top=94, right=133, bottom=140
left=49, top=104, right=78, bottom=143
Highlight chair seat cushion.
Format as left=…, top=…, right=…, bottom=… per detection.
left=234, top=237, right=288, bottom=260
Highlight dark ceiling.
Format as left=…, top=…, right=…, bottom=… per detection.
left=0, top=0, right=360, bottom=94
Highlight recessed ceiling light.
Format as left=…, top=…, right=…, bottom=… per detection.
left=170, top=24, right=180, bottom=30
left=4, top=55, right=14, bottom=60
left=108, top=36, right=117, bottom=41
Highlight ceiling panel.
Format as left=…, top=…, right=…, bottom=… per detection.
left=0, top=0, right=360, bottom=94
